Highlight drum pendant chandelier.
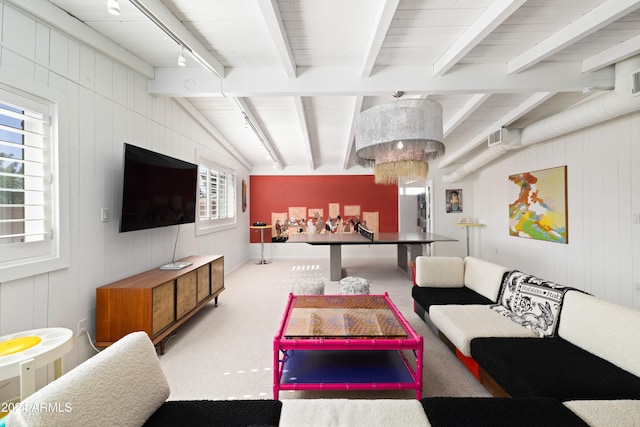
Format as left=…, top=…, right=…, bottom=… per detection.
left=355, top=92, right=445, bottom=185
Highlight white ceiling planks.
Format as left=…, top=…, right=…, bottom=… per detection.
left=23, top=0, right=640, bottom=175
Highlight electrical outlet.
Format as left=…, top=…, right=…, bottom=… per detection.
left=77, top=318, right=87, bottom=336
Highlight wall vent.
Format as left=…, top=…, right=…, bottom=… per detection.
left=632, top=70, right=640, bottom=97
left=487, top=128, right=504, bottom=147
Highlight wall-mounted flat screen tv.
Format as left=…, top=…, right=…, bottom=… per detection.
left=119, top=143, right=198, bottom=233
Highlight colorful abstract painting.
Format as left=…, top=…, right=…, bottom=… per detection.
left=508, top=166, right=567, bottom=243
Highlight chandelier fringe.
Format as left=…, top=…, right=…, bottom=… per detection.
left=373, top=161, right=429, bottom=185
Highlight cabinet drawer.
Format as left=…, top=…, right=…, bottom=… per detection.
left=152, top=281, right=175, bottom=335
left=196, top=264, right=210, bottom=302
left=177, top=270, right=197, bottom=318
left=211, top=257, right=224, bottom=293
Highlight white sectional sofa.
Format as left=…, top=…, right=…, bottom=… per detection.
left=411, top=256, right=507, bottom=330
left=2, top=329, right=638, bottom=426
left=411, top=255, right=640, bottom=406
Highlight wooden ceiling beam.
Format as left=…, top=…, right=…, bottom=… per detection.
left=434, top=0, right=526, bottom=77
left=257, top=0, right=297, bottom=79
left=508, top=0, right=640, bottom=74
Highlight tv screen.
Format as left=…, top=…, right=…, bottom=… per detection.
left=119, top=143, right=198, bottom=233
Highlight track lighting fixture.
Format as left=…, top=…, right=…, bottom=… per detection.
left=178, top=47, right=187, bottom=67
left=107, top=0, right=120, bottom=16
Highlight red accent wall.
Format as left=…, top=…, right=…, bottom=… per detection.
left=249, top=175, right=398, bottom=243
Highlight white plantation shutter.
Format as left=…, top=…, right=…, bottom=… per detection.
left=0, top=85, right=63, bottom=282
left=0, top=104, right=49, bottom=245
left=197, top=160, right=236, bottom=233
left=210, top=168, right=218, bottom=218
left=228, top=174, right=236, bottom=218
left=219, top=172, right=227, bottom=218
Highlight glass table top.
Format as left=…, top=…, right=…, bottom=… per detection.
left=283, top=295, right=408, bottom=339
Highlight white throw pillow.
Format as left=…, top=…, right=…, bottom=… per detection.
left=463, top=257, right=507, bottom=301
left=414, top=256, right=464, bottom=287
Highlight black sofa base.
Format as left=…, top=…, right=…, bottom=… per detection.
left=143, top=400, right=283, bottom=427
left=140, top=396, right=597, bottom=426
left=421, top=397, right=588, bottom=427
left=411, top=286, right=493, bottom=314
left=471, top=337, right=640, bottom=401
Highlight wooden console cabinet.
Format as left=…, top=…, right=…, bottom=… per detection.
left=95, top=255, right=224, bottom=352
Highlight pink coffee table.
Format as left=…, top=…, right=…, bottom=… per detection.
left=273, top=293, right=423, bottom=399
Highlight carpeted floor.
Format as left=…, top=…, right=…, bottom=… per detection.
left=157, top=256, right=491, bottom=401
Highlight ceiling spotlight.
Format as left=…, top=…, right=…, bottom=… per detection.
left=178, top=47, right=187, bottom=67
left=107, top=0, right=120, bottom=16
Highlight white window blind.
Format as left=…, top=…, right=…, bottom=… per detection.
left=0, top=84, right=65, bottom=283
left=197, top=161, right=237, bottom=233
left=0, top=103, right=50, bottom=245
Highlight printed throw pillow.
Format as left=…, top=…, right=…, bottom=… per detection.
left=492, top=271, right=571, bottom=337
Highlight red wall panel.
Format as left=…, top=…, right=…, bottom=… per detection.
left=249, top=175, right=398, bottom=242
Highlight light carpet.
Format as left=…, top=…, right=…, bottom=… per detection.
left=157, top=256, right=491, bottom=401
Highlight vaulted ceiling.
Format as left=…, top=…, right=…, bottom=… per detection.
left=19, top=0, right=640, bottom=178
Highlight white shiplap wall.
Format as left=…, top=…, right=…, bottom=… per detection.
left=473, top=112, right=640, bottom=310
left=0, top=3, right=250, bottom=400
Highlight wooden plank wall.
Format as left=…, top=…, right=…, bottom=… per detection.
left=0, top=3, right=251, bottom=401
left=474, top=113, right=640, bottom=310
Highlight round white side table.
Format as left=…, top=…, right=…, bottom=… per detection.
left=0, top=327, right=73, bottom=401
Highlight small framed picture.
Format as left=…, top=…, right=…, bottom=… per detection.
left=446, top=189, right=462, bottom=213
left=458, top=217, right=469, bottom=224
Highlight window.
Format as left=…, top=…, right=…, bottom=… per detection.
left=197, top=161, right=236, bottom=233
left=0, top=103, right=47, bottom=244
left=0, top=84, right=66, bottom=282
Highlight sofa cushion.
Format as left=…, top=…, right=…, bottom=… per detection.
left=279, top=399, right=430, bottom=427
left=430, top=305, right=537, bottom=356
left=412, top=286, right=493, bottom=313
left=4, top=331, right=170, bottom=427
left=414, top=256, right=464, bottom=287
left=491, top=270, right=573, bottom=337
left=563, top=400, right=640, bottom=427
left=470, top=337, right=640, bottom=401
left=421, top=397, right=588, bottom=427
left=559, top=290, right=640, bottom=377
left=143, top=400, right=283, bottom=427
left=463, top=257, right=507, bottom=302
